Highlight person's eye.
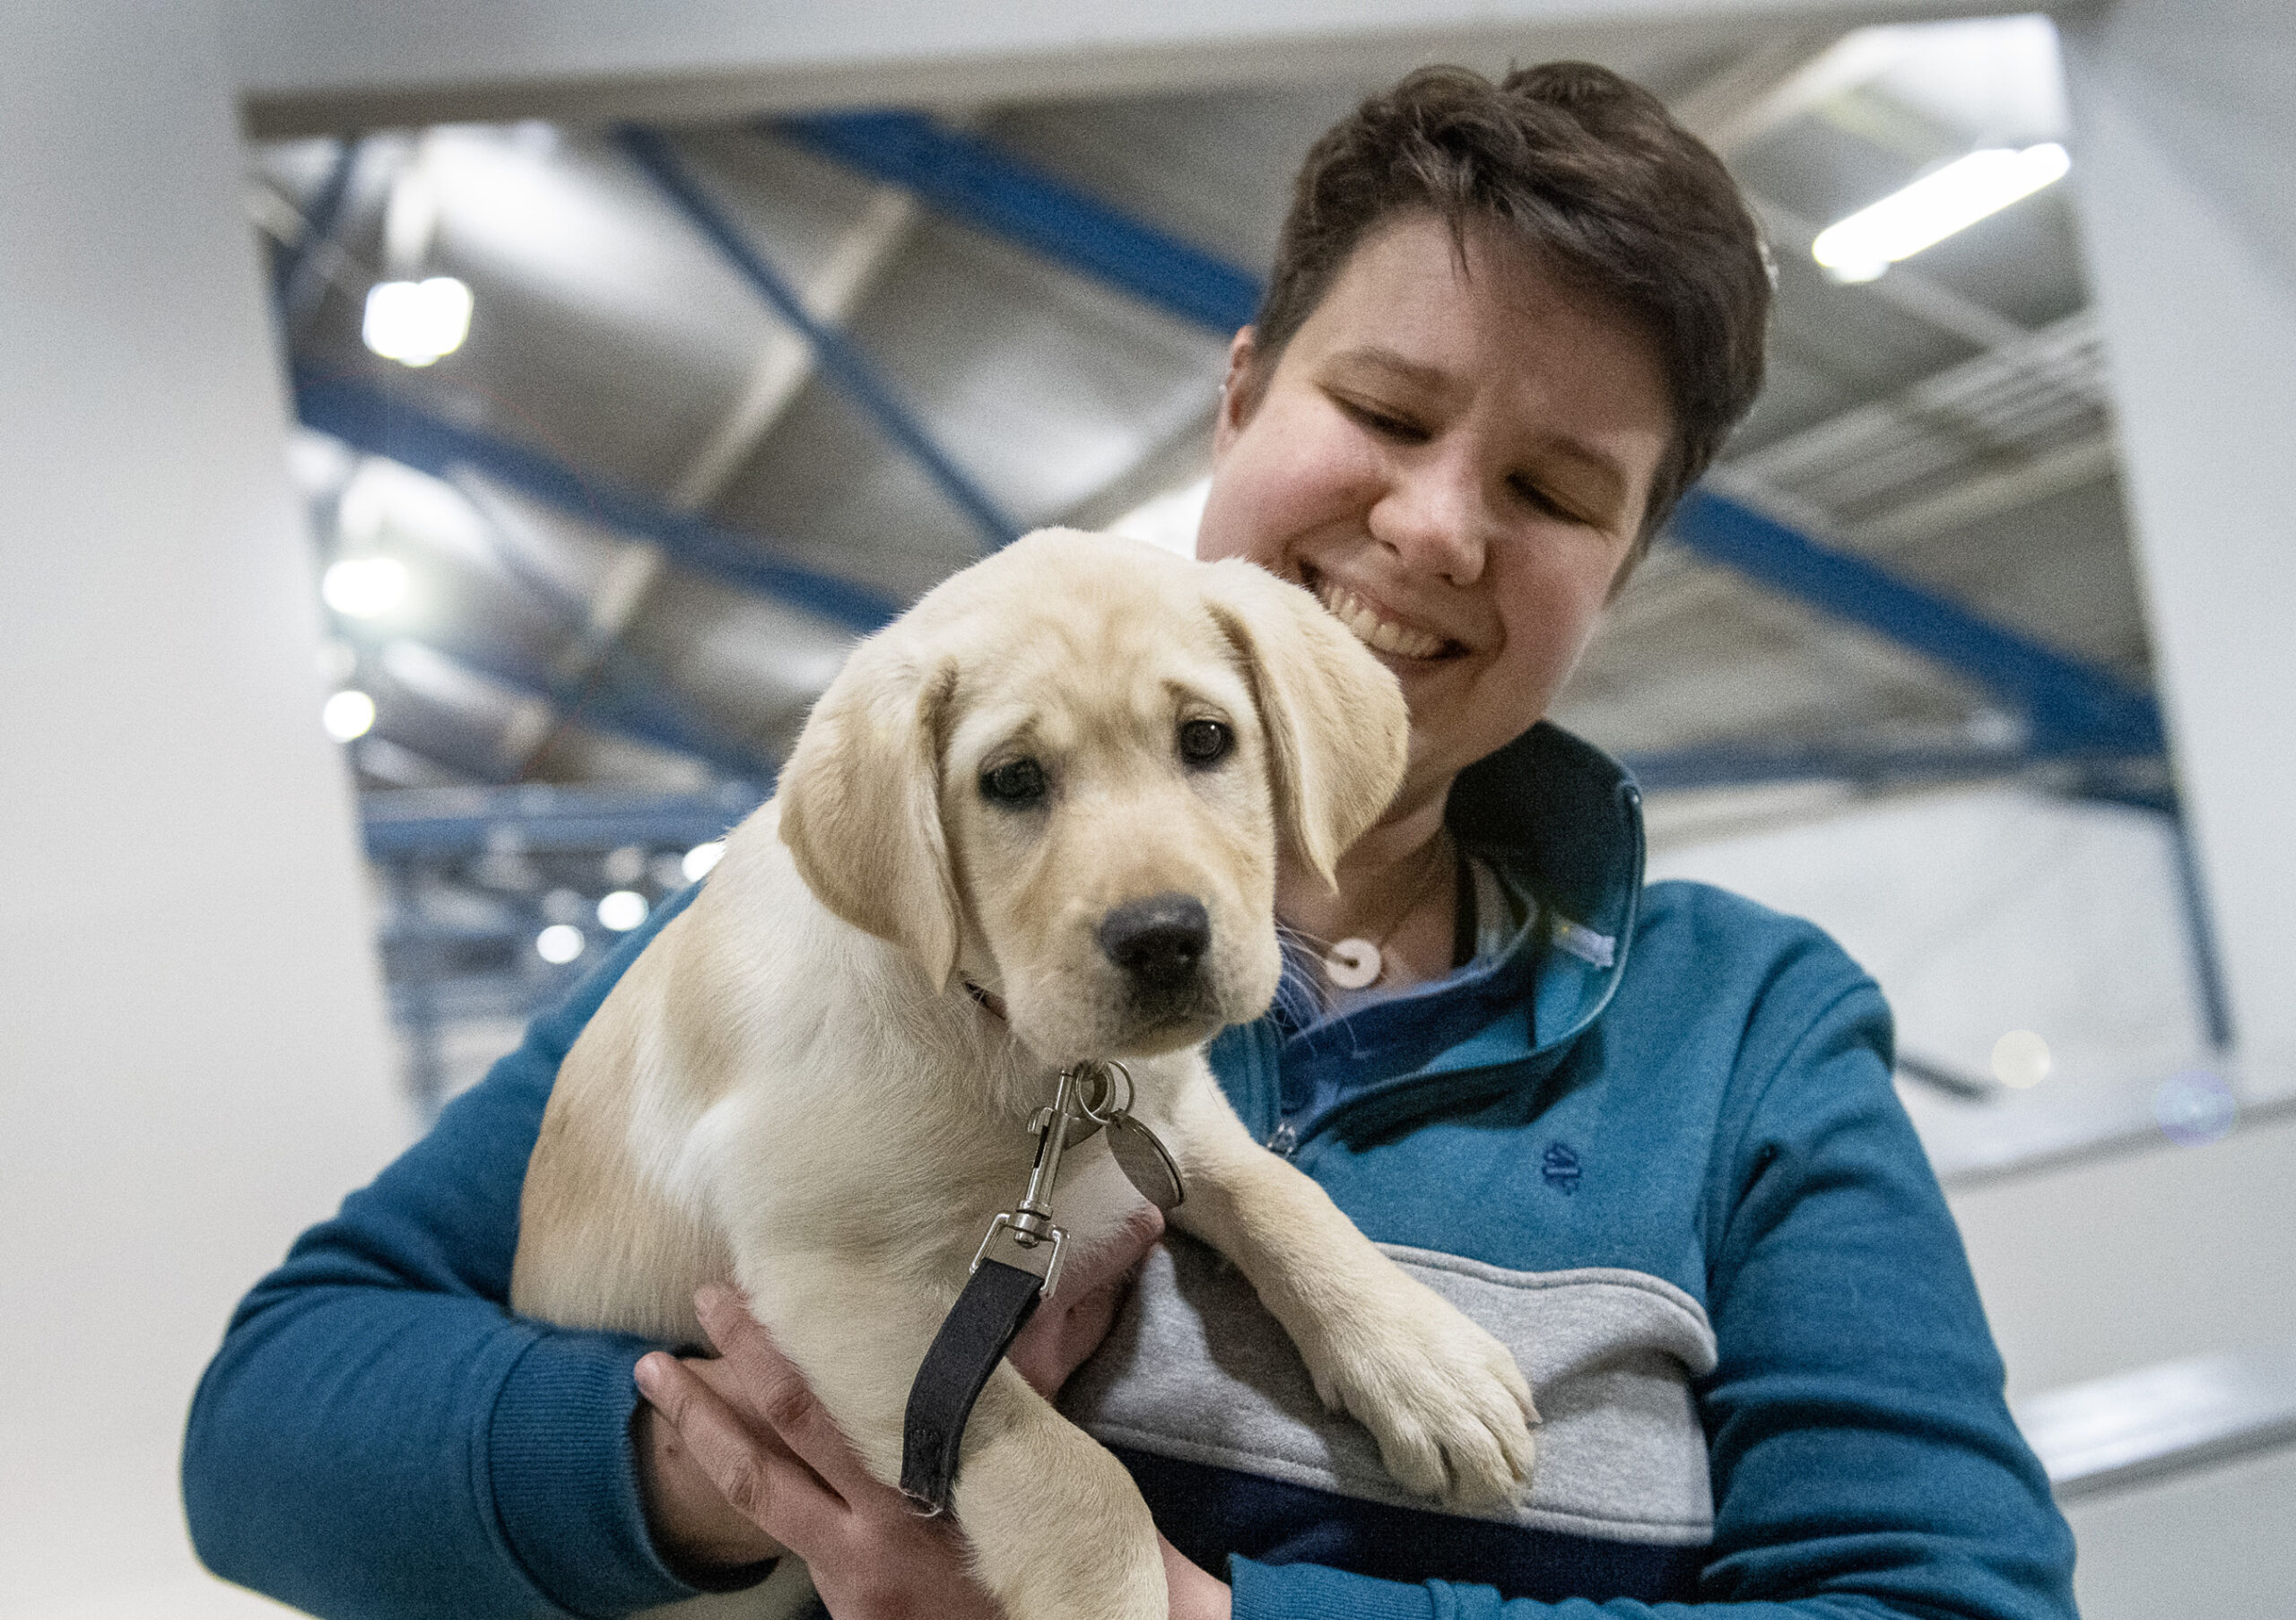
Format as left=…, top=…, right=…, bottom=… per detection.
left=1335, top=396, right=1426, bottom=442
left=1509, top=476, right=1594, bottom=526
left=1178, top=719, right=1233, bottom=767
left=980, top=757, right=1048, bottom=806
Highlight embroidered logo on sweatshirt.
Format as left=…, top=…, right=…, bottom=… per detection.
left=1542, top=1141, right=1582, bottom=1193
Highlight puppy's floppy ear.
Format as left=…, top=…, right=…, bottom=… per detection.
left=1202, top=560, right=1411, bottom=890
left=778, top=637, right=962, bottom=989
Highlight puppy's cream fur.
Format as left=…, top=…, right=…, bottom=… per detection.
left=513, top=530, right=1537, bottom=1620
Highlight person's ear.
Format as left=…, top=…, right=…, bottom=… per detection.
left=1213, top=327, right=1261, bottom=458
left=1201, top=560, right=1410, bottom=891
left=778, top=639, right=961, bottom=989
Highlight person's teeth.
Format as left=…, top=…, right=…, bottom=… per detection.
left=1318, top=581, right=1445, bottom=658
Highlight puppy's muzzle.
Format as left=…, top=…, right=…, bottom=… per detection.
left=1097, top=893, right=1212, bottom=1016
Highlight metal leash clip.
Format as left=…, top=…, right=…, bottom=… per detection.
left=968, top=1059, right=1187, bottom=1298
left=970, top=1065, right=1088, bottom=1297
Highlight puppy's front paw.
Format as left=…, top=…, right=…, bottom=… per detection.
left=1304, top=1276, right=1537, bottom=1510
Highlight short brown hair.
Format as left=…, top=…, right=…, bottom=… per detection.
left=1249, top=62, right=1770, bottom=555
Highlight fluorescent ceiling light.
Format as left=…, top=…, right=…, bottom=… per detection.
left=1813, top=143, right=2069, bottom=283
left=596, top=890, right=649, bottom=932
left=535, top=924, right=586, bottom=964
left=321, top=555, right=409, bottom=618
left=322, top=689, right=377, bottom=742
left=361, top=276, right=474, bottom=366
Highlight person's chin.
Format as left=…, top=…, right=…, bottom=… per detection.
left=1387, top=652, right=1498, bottom=753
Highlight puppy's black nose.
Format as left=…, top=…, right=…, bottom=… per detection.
left=1098, top=893, right=1211, bottom=992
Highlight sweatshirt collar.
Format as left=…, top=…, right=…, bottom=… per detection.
left=1257, top=722, right=1647, bottom=1125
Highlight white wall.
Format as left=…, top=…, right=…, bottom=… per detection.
left=1648, top=11, right=2296, bottom=1590
left=1647, top=784, right=2208, bottom=1101
left=1950, top=1110, right=2296, bottom=1401
left=0, top=4, right=410, bottom=1616
left=1994, top=34, right=2296, bottom=1593
left=2060, top=1443, right=2296, bottom=1620
left=1970, top=1125, right=2296, bottom=1616
left=2059, top=0, right=2296, bottom=1068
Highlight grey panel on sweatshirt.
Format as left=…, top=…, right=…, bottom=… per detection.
left=1060, top=1235, right=1719, bottom=1546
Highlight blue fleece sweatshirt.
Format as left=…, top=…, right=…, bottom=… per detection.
left=182, top=723, right=2077, bottom=1620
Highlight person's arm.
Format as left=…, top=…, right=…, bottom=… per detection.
left=1220, top=938, right=2078, bottom=1620
left=182, top=905, right=731, bottom=1620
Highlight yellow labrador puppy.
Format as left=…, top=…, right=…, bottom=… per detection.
left=512, top=529, right=1535, bottom=1620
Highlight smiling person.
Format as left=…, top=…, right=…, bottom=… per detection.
left=184, top=62, right=2076, bottom=1620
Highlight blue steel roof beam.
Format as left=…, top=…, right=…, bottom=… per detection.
left=1669, top=490, right=2166, bottom=758
left=774, top=111, right=1263, bottom=335
left=358, top=672, right=743, bottom=784
left=2167, top=808, right=2237, bottom=1051
left=294, top=369, right=900, bottom=636
left=357, top=709, right=523, bottom=788
left=613, top=125, right=1022, bottom=552
left=425, top=463, right=753, bottom=777
left=345, top=610, right=767, bottom=780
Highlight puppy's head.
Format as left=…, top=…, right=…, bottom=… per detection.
left=778, top=529, right=1407, bottom=1063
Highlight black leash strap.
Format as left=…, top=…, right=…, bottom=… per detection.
left=898, top=1256, right=1046, bottom=1513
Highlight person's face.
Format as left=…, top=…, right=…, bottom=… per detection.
left=1196, top=211, right=1672, bottom=807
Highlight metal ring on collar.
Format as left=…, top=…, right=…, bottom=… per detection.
left=1074, top=1058, right=1135, bottom=1125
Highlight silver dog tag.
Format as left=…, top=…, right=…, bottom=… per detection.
left=1107, top=1114, right=1186, bottom=1211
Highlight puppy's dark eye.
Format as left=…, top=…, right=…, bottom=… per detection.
left=1178, top=719, right=1232, bottom=767
left=980, top=758, right=1048, bottom=806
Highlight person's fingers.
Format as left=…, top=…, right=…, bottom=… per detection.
left=692, top=1285, right=891, bottom=1508
left=633, top=1350, right=842, bottom=1554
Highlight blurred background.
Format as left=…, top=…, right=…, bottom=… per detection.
left=5, top=2, right=2292, bottom=1615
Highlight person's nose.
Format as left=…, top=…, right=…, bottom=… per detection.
left=1366, top=443, right=1494, bottom=587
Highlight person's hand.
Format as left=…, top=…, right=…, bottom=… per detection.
left=631, top=1346, right=785, bottom=1573
left=639, top=1280, right=1230, bottom=1619
left=633, top=1202, right=1164, bottom=1573
left=632, top=1202, right=1229, bottom=1617
left=638, top=1287, right=1002, bottom=1617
